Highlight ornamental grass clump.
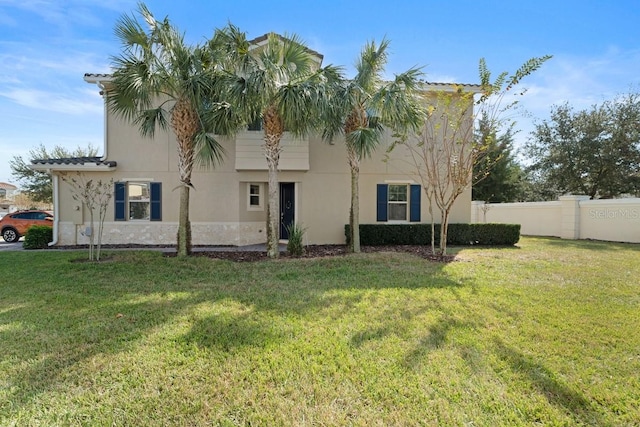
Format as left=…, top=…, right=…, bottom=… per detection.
left=286, top=223, right=307, bottom=257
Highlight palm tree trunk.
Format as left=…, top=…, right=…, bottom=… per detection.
left=172, top=98, right=198, bottom=257
left=263, top=105, right=284, bottom=259
left=177, top=185, right=191, bottom=257
left=176, top=146, right=194, bottom=257
left=264, top=134, right=281, bottom=258
left=348, top=146, right=361, bottom=253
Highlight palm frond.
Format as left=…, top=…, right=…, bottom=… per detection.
left=193, top=132, right=226, bottom=169
left=355, top=37, right=390, bottom=92
left=346, top=126, right=383, bottom=160
left=134, top=107, right=167, bottom=137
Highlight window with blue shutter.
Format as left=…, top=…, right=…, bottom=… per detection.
left=150, top=182, right=162, bottom=221
left=377, top=183, right=421, bottom=222
left=376, top=184, right=388, bottom=222
left=115, top=182, right=126, bottom=221
left=114, top=181, right=162, bottom=221
left=410, top=184, right=421, bottom=222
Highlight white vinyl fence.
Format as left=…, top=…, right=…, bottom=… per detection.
left=472, top=195, right=640, bottom=244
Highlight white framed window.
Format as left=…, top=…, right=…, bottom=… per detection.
left=115, top=181, right=162, bottom=221
left=388, top=184, right=408, bottom=221
left=128, top=182, right=151, bottom=220
left=247, top=183, right=264, bottom=211
left=377, top=183, right=421, bottom=223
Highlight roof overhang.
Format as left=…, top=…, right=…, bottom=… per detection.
left=30, top=157, right=117, bottom=173
left=420, top=82, right=484, bottom=93
left=30, top=164, right=117, bottom=173
left=84, top=73, right=113, bottom=84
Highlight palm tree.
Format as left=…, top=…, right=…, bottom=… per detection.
left=210, top=28, right=341, bottom=258
left=108, top=4, right=230, bottom=257
left=322, top=39, right=424, bottom=252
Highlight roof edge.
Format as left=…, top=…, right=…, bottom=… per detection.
left=29, top=157, right=117, bottom=172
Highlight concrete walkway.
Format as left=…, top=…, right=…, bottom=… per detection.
left=0, top=239, right=286, bottom=253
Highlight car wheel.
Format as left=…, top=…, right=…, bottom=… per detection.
left=2, top=228, right=19, bottom=243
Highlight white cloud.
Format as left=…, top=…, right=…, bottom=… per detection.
left=472, top=47, right=640, bottom=157
left=0, top=88, right=102, bottom=115
left=520, top=48, right=640, bottom=116
left=0, top=0, right=132, bottom=30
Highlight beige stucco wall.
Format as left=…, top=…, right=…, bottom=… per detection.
left=54, top=93, right=473, bottom=247
left=472, top=197, right=640, bottom=243
left=473, top=201, right=563, bottom=237
left=579, top=199, right=640, bottom=243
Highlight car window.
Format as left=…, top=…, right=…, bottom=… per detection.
left=12, top=213, right=30, bottom=219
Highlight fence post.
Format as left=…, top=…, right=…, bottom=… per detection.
left=559, top=195, right=590, bottom=239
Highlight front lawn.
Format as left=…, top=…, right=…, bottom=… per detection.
left=1, top=237, right=639, bottom=425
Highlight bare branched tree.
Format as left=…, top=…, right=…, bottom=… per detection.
left=60, top=173, right=113, bottom=261
left=393, top=56, right=551, bottom=256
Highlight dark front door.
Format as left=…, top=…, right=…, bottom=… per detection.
left=279, top=182, right=295, bottom=239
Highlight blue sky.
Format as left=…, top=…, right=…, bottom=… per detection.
left=1, top=0, right=639, bottom=184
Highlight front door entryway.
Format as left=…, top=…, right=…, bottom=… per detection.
left=279, top=182, right=295, bottom=239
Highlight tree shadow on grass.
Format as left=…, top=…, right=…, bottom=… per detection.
left=403, top=314, right=475, bottom=367
left=492, top=338, right=603, bottom=425
left=0, top=250, right=463, bottom=419
left=180, top=310, right=284, bottom=352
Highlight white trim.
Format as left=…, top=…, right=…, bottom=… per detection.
left=119, top=177, right=155, bottom=182
left=48, top=175, right=59, bottom=246
left=247, top=182, right=264, bottom=211
left=387, top=183, right=410, bottom=222
left=384, top=179, right=416, bottom=184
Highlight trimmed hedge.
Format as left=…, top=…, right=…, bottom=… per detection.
left=23, top=226, right=53, bottom=249
left=345, top=223, right=520, bottom=246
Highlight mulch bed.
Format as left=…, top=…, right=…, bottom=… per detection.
left=55, top=244, right=455, bottom=263
left=184, top=245, right=456, bottom=263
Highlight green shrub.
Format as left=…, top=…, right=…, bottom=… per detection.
left=345, top=223, right=520, bottom=246
left=23, top=226, right=53, bottom=249
left=286, top=223, right=307, bottom=257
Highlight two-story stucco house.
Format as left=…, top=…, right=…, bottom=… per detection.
left=31, top=39, right=481, bottom=248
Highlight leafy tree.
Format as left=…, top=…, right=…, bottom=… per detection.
left=525, top=94, right=640, bottom=199
left=472, top=121, right=524, bottom=203
left=108, top=3, right=231, bottom=257
left=10, top=143, right=98, bottom=204
left=210, top=27, right=341, bottom=258
left=321, top=38, right=423, bottom=253
left=516, top=168, right=562, bottom=202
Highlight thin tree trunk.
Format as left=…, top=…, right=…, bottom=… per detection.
left=88, top=210, right=94, bottom=261
left=439, top=208, right=450, bottom=256
left=427, top=192, right=435, bottom=254
left=97, top=210, right=104, bottom=261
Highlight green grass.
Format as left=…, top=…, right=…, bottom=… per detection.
left=1, top=237, right=639, bottom=426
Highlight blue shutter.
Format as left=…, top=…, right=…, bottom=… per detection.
left=150, top=182, right=162, bottom=221
left=410, top=184, right=421, bottom=222
left=115, top=182, right=126, bottom=221
left=376, top=184, right=388, bottom=222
